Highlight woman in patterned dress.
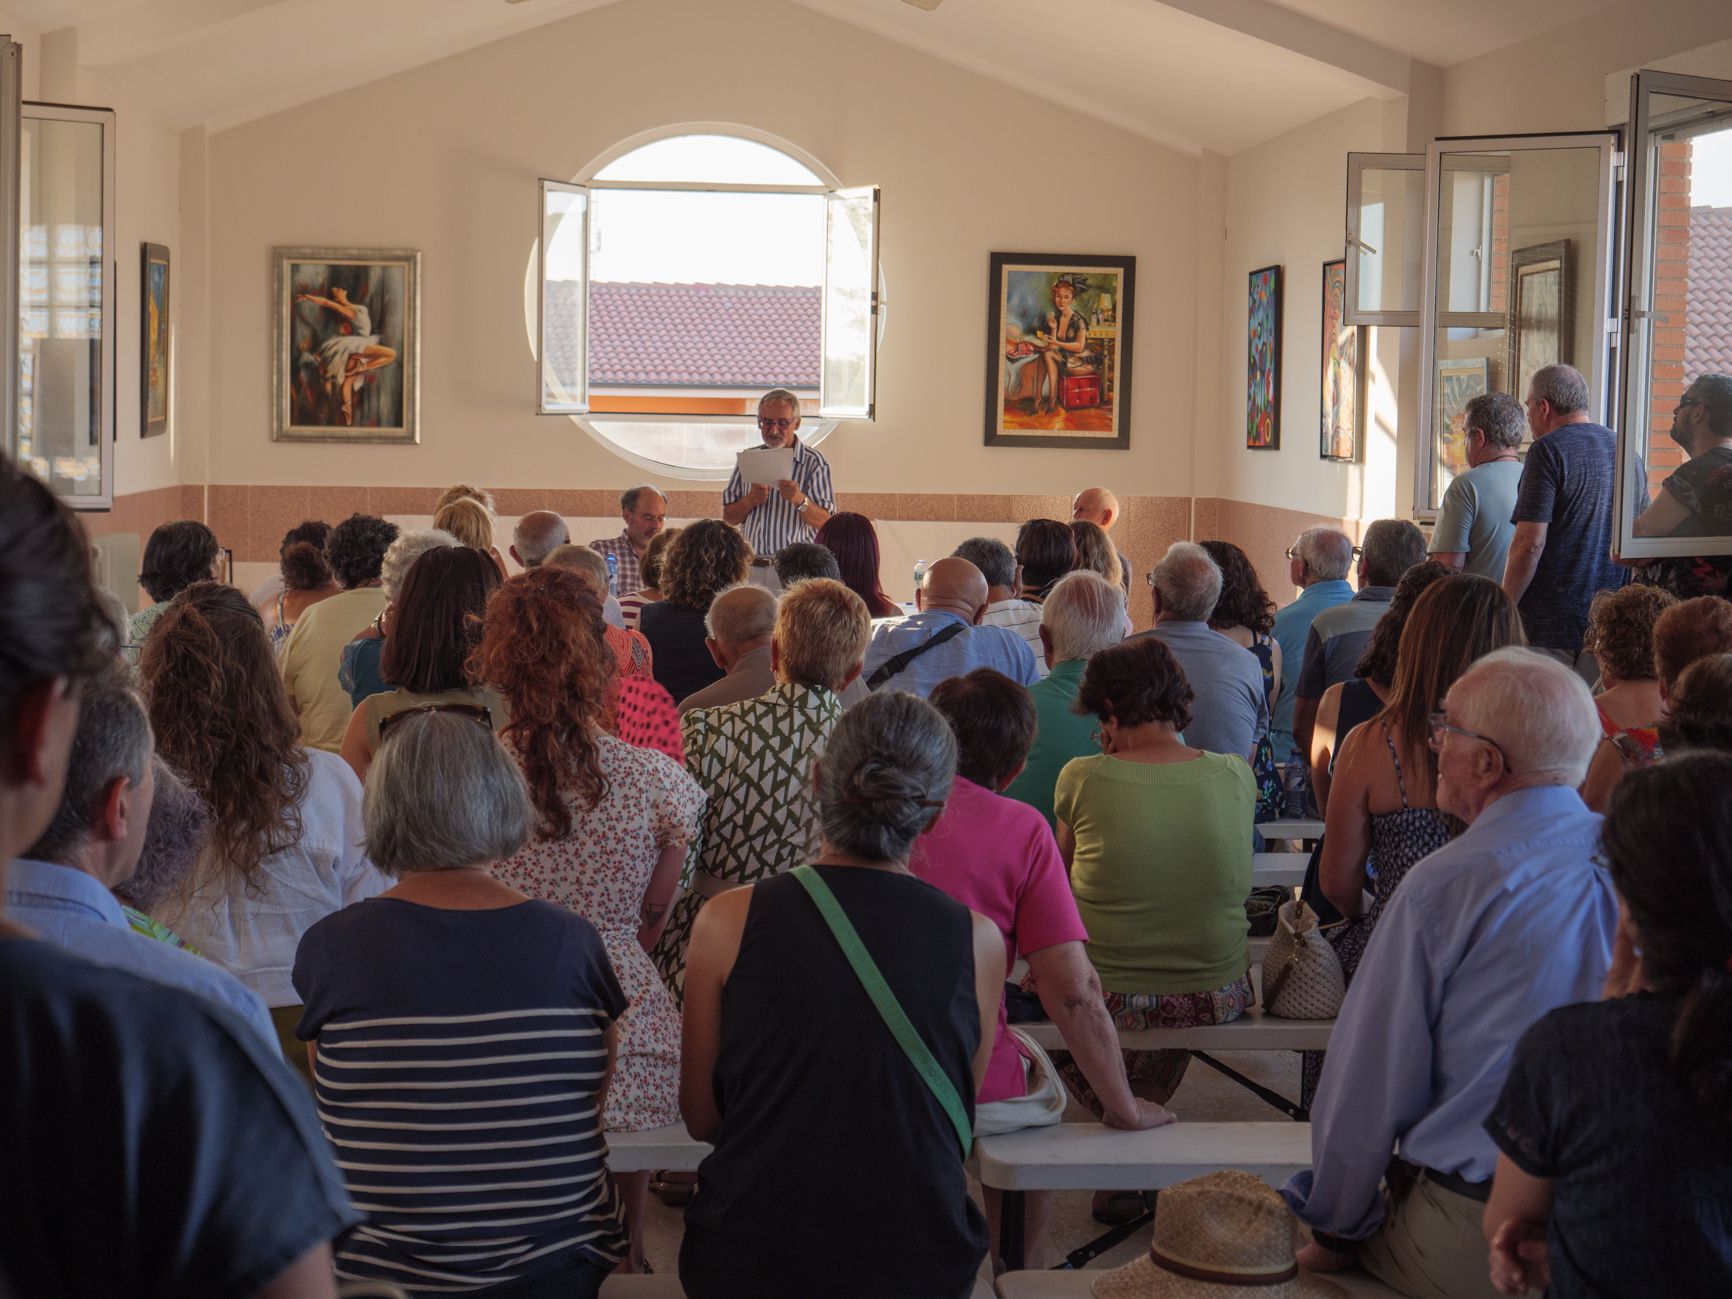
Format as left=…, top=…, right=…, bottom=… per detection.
left=472, top=566, right=704, bottom=1275
left=650, top=578, right=874, bottom=999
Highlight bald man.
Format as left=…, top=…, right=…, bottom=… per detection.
left=1072, top=487, right=1132, bottom=595
left=859, top=557, right=1038, bottom=698
left=509, top=510, right=569, bottom=569
left=680, top=585, right=779, bottom=714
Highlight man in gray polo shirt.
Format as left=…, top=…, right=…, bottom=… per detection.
left=1429, top=393, right=1525, bottom=580
left=1292, top=518, right=1427, bottom=760
left=1131, top=542, right=1266, bottom=761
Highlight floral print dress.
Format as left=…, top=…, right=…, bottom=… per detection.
left=494, top=733, right=704, bottom=1131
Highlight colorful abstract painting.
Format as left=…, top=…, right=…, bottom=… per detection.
left=1320, top=259, right=1362, bottom=462
left=1247, top=265, right=1282, bottom=450
left=141, top=243, right=170, bottom=438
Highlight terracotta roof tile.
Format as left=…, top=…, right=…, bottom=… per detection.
left=1687, top=206, right=1732, bottom=379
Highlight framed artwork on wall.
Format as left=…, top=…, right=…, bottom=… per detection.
left=1247, top=264, right=1282, bottom=450
left=272, top=246, right=420, bottom=444
left=141, top=242, right=170, bottom=438
left=984, top=251, right=1134, bottom=450
left=1434, top=355, right=1490, bottom=495
left=1507, top=239, right=1570, bottom=412
left=1319, top=258, right=1364, bottom=462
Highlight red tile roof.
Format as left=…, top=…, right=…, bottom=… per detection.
left=544, top=281, right=820, bottom=389
left=1687, top=206, right=1732, bottom=379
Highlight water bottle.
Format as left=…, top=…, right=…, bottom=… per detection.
left=604, top=551, right=618, bottom=595
left=1283, top=747, right=1310, bottom=819
left=912, top=559, right=927, bottom=607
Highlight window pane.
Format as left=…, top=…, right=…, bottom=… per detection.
left=819, top=186, right=878, bottom=419
left=1350, top=158, right=1424, bottom=320
left=595, top=134, right=823, bottom=186
left=539, top=180, right=588, bottom=413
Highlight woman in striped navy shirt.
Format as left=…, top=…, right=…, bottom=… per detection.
left=293, top=710, right=629, bottom=1297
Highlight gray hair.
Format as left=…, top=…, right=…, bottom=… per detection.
left=705, top=584, right=778, bottom=645
left=774, top=542, right=840, bottom=587
left=1360, top=518, right=1428, bottom=588
left=1450, top=647, right=1600, bottom=787
left=97, top=589, right=130, bottom=650
left=25, top=678, right=154, bottom=863
left=544, top=543, right=610, bottom=597
left=510, top=511, right=570, bottom=567
left=1690, top=373, right=1732, bottom=439
left=1043, top=571, right=1125, bottom=663
left=363, top=711, right=532, bottom=875
left=952, top=537, right=1017, bottom=590
left=757, top=388, right=802, bottom=416
left=621, top=484, right=667, bottom=513
left=1529, top=364, right=1589, bottom=415
left=1151, top=542, right=1222, bottom=622
left=1465, top=392, right=1526, bottom=450
left=1295, top=528, right=1354, bottom=582
left=381, top=527, right=460, bottom=604
left=124, top=760, right=210, bottom=910
left=817, top=692, right=955, bottom=864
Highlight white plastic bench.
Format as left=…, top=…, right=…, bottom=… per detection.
left=1258, top=816, right=1325, bottom=841
left=1018, top=1004, right=1333, bottom=1053
left=996, top=1267, right=1402, bottom=1297
left=606, top=1123, right=710, bottom=1173
left=1252, top=852, right=1308, bottom=886
left=601, top=1277, right=997, bottom=1297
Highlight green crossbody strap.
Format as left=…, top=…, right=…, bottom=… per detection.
left=790, top=865, right=973, bottom=1158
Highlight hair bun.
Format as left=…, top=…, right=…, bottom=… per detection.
left=843, top=756, right=929, bottom=823
left=279, top=539, right=333, bottom=590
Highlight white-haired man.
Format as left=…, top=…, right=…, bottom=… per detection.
left=721, top=389, right=835, bottom=567
left=1071, top=487, right=1131, bottom=594
left=680, top=585, right=779, bottom=715
left=589, top=485, right=667, bottom=596
left=1270, top=527, right=1355, bottom=760
left=509, top=509, right=570, bottom=571
left=1005, top=571, right=1126, bottom=828
left=1286, top=648, right=1616, bottom=1299
left=1132, top=542, right=1266, bottom=761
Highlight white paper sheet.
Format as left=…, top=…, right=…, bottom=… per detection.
left=736, top=446, right=795, bottom=487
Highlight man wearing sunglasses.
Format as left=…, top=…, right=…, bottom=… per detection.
left=722, top=389, right=836, bottom=562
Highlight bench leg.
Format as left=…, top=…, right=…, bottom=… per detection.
left=1055, top=1202, right=1155, bottom=1270
left=1188, top=1050, right=1308, bottom=1121
left=1000, top=1190, right=1026, bottom=1271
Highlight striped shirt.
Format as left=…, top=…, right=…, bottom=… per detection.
left=293, top=897, right=629, bottom=1293
left=721, top=438, right=836, bottom=556
left=588, top=532, right=642, bottom=597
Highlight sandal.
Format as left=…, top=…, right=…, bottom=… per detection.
left=1091, top=1190, right=1151, bottom=1226
left=650, top=1171, right=695, bottom=1207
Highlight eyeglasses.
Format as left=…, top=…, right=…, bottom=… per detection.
left=1351, top=546, right=1364, bottom=560
left=1284, top=546, right=1299, bottom=560
left=1675, top=397, right=1703, bottom=415
left=377, top=702, right=494, bottom=739
left=1427, top=711, right=1515, bottom=774
left=757, top=418, right=796, bottom=432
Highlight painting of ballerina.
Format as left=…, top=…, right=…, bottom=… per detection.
left=272, top=247, right=420, bottom=443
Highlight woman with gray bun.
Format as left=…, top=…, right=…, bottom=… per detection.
left=678, top=692, right=1003, bottom=1298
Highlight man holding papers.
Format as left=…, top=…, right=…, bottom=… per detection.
left=722, top=388, right=835, bottom=561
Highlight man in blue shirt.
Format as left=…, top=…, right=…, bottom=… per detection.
left=1270, top=527, right=1355, bottom=759
left=6, top=677, right=277, bottom=1052
left=1285, top=648, right=1616, bottom=1297
left=862, top=557, right=1039, bottom=698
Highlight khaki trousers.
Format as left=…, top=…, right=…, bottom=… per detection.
left=1359, top=1168, right=1501, bottom=1299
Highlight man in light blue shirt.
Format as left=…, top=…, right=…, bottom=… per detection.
left=6, top=679, right=277, bottom=1054
left=1269, top=528, right=1355, bottom=759
left=1284, top=649, right=1615, bottom=1297
left=862, top=556, right=1038, bottom=698
left=1429, top=393, right=1526, bottom=581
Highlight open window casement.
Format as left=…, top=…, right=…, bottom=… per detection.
left=537, top=178, right=590, bottom=415
left=818, top=185, right=880, bottom=420
left=1345, top=153, right=1425, bottom=328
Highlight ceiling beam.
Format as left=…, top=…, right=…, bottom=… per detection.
left=1142, top=0, right=1423, bottom=95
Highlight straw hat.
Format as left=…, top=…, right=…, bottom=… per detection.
left=1091, top=1171, right=1346, bottom=1298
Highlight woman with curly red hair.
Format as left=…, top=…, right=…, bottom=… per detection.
left=472, top=565, right=704, bottom=1274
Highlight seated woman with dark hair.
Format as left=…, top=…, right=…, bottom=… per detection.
left=130, top=520, right=221, bottom=653
left=679, top=691, right=1002, bottom=1299
left=619, top=526, right=680, bottom=631
left=339, top=526, right=459, bottom=708
left=1483, top=752, right=1732, bottom=1299
left=294, top=710, right=630, bottom=1297
left=1015, top=518, right=1079, bottom=603
left=1055, top=637, right=1254, bottom=1114
left=815, top=511, right=899, bottom=618
left=1578, top=584, right=1681, bottom=810
left=338, top=545, right=504, bottom=781
left=262, top=520, right=339, bottom=652
left=1659, top=653, right=1732, bottom=754
left=641, top=519, right=752, bottom=704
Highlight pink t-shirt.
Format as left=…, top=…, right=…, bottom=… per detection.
left=908, top=775, right=1088, bottom=1103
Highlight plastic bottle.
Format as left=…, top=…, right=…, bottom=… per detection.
left=604, top=551, right=618, bottom=594
left=912, top=559, right=927, bottom=607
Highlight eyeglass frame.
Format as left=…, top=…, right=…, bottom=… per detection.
left=756, top=417, right=798, bottom=432
left=1427, top=710, right=1515, bottom=775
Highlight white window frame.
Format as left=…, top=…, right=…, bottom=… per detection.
left=1344, top=152, right=1425, bottom=328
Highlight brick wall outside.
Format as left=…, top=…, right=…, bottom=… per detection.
left=1648, top=139, right=1693, bottom=497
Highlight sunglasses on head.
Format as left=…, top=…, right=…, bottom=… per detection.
left=377, top=702, right=494, bottom=739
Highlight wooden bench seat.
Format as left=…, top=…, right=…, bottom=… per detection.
left=996, top=1266, right=1403, bottom=1296
left=1018, top=1003, right=1333, bottom=1053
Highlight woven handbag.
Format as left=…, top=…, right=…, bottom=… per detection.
left=1260, top=898, right=1346, bottom=1020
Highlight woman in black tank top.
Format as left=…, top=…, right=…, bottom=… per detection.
left=678, top=693, right=1003, bottom=1299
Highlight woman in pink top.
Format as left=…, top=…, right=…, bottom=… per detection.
left=910, top=667, right=1172, bottom=1267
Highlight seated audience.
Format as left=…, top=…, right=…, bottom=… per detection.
left=1658, top=652, right=1732, bottom=753
left=114, top=757, right=210, bottom=949
left=1005, top=570, right=1126, bottom=827
left=1071, top=486, right=1132, bottom=592
left=1293, top=517, right=1428, bottom=760
left=619, top=525, right=680, bottom=630
left=1056, top=637, right=1255, bottom=1117
left=1135, top=541, right=1267, bottom=761
left=339, top=525, right=459, bottom=708
left=508, top=507, right=569, bottom=569
left=0, top=457, right=357, bottom=1297
left=545, top=542, right=647, bottom=669
left=7, top=677, right=275, bottom=1050
left=773, top=539, right=841, bottom=587
left=956, top=535, right=1046, bottom=679
left=862, top=557, right=1039, bottom=697
left=1429, top=393, right=1526, bottom=580
left=680, top=584, right=778, bottom=714
left=1578, top=584, right=1676, bottom=810
left=338, top=545, right=504, bottom=780
left=815, top=511, right=899, bottom=617
left=1310, top=560, right=1454, bottom=814
left=432, top=492, right=507, bottom=576
left=1271, top=526, right=1356, bottom=760
left=130, top=519, right=222, bottom=654
left=652, top=578, right=871, bottom=997
left=1482, top=751, right=1732, bottom=1299
left=1287, top=649, right=1616, bottom=1296
left=679, top=691, right=1001, bottom=1299
left=144, top=582, right=383, bottom=1068
left=262, top=520, right=339, bottom=652
left=1201, top=538, right=1283, bottom=813
left=474, top=567, right=702, bottom=1273
left=281, top=511, right=399, bottom=751
left=591, top=484, right=669, bottom=597
left=914, top=669, right=1172, bottom=1264
left=1631, top=372, right=1732, bottom=598
left=641, top=519, right=752, bottom=704
left=294, top=711, right=629, bottom=1296
left=1015, top=518, right=1079, bottom=603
